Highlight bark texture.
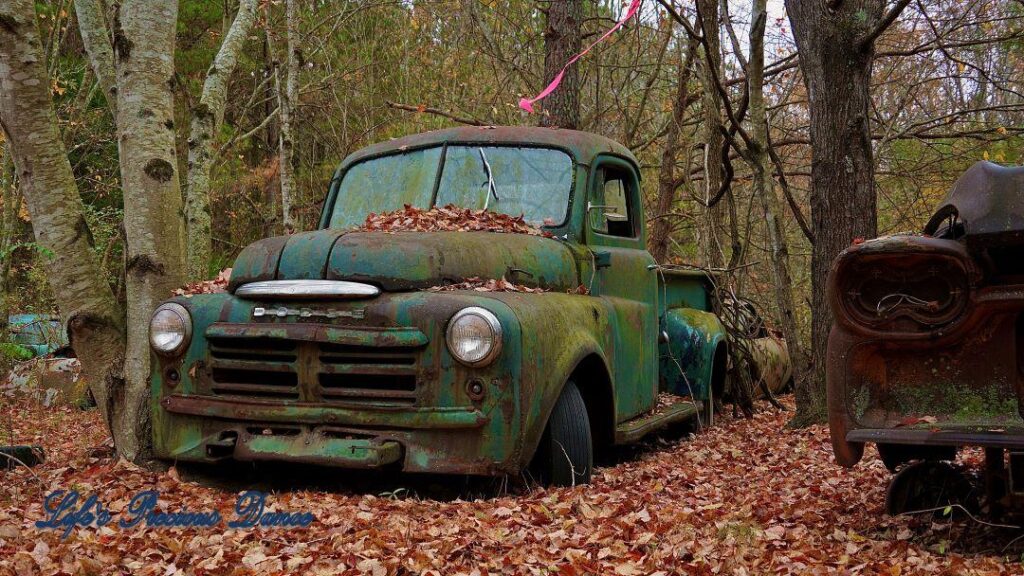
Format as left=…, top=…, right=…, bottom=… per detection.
left=0, top=148, right=15, bottom=337
left=747, top=0, right=808, bottom=390
left=275, top=0, right=298, bottom=234
left=649, top=39, right=697, bottom=263
left=697, top=0, right=726, bottom=267
left=185, top=0, right=259, bottom=279
left=73, top=0, right=118, bottom=118
left=785, top=0, right=888, bottom=425
left=113, top=0, right=186, bottom=460
left=539, top=0, right=582, bottom=129
left=0, top=0, right=126, bottom=428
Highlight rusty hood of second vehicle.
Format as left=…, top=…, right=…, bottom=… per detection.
left=227, top=230, right=587, bottom=293
left=924, top=161, right=1024, bottom=245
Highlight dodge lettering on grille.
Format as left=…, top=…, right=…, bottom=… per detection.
left=252, top=306, right=365, bottom=320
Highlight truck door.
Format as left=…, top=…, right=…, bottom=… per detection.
left=584, top=155, right=659, bottom=421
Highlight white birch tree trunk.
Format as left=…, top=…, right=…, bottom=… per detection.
left=112, top=0, right=186, bottom=460
left=184, top=0, right=258, bottom=280
left=0, top=0, right=127, bottom=431
left=276, top=0, right=298, bottom=234
left=73, top=0, right=117, bottom=118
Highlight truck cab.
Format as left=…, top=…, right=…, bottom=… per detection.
left=149, top=127, right=727, bottom=485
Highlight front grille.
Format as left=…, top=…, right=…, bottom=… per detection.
left=209, top=338, right=300, bottom=400
left=318, top=343, right=418, bottom=405
left=206, top=335, right=420, bottom=406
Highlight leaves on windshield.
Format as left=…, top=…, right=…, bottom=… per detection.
left=361, top=204, right=553, bottom=237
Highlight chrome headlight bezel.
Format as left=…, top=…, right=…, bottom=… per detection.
left=445, top=307, right=503, bottom=367
left=149, top=302, right=192, bottom=356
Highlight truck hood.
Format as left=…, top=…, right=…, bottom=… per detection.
left=228, top=230, right=583, bottom=292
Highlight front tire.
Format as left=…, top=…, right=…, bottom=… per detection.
left=531, top=381, right=593, bottom=486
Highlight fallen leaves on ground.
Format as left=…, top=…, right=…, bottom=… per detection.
left=361, top=204, right=552, bottom=237
left=173, top=268, right=232, bottom=297
left=1, top=394, right=1021, bottom=575
left=428, top=277, right=546, bottom=293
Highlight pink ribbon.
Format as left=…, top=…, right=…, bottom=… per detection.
left=519, top=0, right=643, bottom=114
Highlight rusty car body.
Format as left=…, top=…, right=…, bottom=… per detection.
left=723, top=298, right=792, bottom=399
left=827, top=161, right=1024, bottom=514
left=6, top=314, right=66, bottom=358
left=148, top=127, right=729, bottom=485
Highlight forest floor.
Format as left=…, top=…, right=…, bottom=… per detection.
left=1, top=392, right=1023, bottom=575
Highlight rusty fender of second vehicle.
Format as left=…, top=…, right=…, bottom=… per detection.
left=148, top=127, right=728, bottom=486
left=827, top=161, right=1024, bottom=514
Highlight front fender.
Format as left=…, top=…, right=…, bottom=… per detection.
left=480, top=292, right=615, bottom=470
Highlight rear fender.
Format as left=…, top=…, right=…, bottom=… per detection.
left=660, top=308, right=727, bottom=401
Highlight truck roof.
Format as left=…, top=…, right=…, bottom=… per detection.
left=338, top=126, right=639, bottom=170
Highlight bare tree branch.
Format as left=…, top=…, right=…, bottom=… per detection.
left=386, top=101, right=487, bottom=126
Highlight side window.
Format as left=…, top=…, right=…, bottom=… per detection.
left=590, top=166, right=636, bottom=238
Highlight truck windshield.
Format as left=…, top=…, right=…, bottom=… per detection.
left=328, top=146, right=573, bottom=229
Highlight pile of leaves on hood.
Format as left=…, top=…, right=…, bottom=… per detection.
left=428, top=276, right=546, bottom=293
left=172, top=268, right=231, bottom=297
left=361, top=204, right=553, bottom=237
left=3, top=393, right=1022, bottom=575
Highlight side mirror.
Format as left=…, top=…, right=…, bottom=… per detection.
left=593, top=250, right=612, bottom=269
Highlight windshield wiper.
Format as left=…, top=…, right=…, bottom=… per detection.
left=478, top=148, right=499, bottom=210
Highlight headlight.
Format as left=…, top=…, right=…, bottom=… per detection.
left=150, top=303, right=192, bottom=356
left=446, top=307, right=502, bottom=366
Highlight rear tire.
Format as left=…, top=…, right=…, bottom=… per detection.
left=885, top=460, right=978, bottom=517
left=531, top=381, right=593, bottom=486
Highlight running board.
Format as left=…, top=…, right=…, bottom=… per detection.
left=614, top=399, right=702, bottom=444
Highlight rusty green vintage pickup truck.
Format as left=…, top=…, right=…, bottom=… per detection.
left=148, top=127, right=727, bottom=485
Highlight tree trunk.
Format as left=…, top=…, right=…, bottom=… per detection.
left=73, top=0, right=118, bottom=118
left=0, top=148, right=16, bottom=336
left=649, top=39, right=698, bottom=263
left=275, top=0, right=298, bottom=234
left=0, top=0, right=126, bottom=430
left=112, top=0, right=186, bottom=460
left=747, top=0, right=809, bottom=392
left=697, top=0, right=726, bottom=267
left=538, top=0, right=582, bottom=129
left=262, top=29, right=279, bottom=236
left=262, top=31, right=279, bottom=161
left=184, top=0, right=259, bottom=280
left=785, top=0, right=889, bottom=425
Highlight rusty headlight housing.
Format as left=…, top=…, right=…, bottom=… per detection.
left=446, top=307, right=502, bottom=367
left=150, top=303, right=192, bottom=356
